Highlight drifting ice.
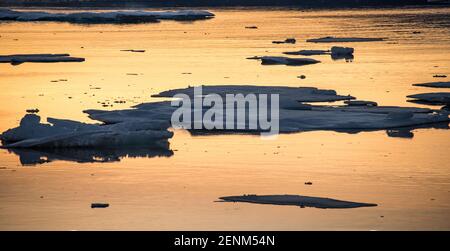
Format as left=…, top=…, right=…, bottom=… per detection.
left=0, top=54, right=85, bottom=65
left=219, top=194, right=377, bottom=209
left=1, top=85, right=449, bottom=151
left=0, top=9, right=215, bottom=24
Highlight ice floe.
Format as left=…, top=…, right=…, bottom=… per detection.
left=407, top=92, right=450, bottom=105
left=283, top=50, right=330, bottom=56
left=0, top=9, right=214, bottom=24
left=90, top=85, right=449, bottom=133
left=272, top=38, right=296, bottom=44
left=306, top=36, right=384, bottom=43
left=344, top=100, right=378, bottom=107
left=0, top=114, right=172, bottom=149
left=1, top=85, right=449, bottom=157
left=218, top=194, right=377, bottom=209
left=331, top=46, right=354, bottom=56
left=283, top=46, right=354, bottom=61
left=0, top=54, right=85, bottom=65
left=247, top=56, right=320, bottom=66
left=413, top=81, right=450, bottom=88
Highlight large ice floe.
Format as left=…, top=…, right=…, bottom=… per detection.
left=0, top=8, right=214, bottom=24
left=407, top=92, right=450, bottom=105
left=413, top=81, right=450, bottom=89
left=306, top=36, right=384, bottom=43
left=247, top=56, right=320, bottom=66
left=1, top=113, right=172, bottom=148
left=218, top=194, right=377, bottom=209
left=1, top=85, right=449, bottom=165
left=0, top=54, right=85, bottom=65
left=282, top=46, right=354, bottom=61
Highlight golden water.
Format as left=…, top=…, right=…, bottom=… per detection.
left=0, top=7, right=449, bottom=230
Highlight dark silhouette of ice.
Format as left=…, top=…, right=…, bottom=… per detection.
left=0, top=9, right=214, bottom=24
left=219, top=194, right=377, bottom=209
left=0, top=54, right=84, bottom=65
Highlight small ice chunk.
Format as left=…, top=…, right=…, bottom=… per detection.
left=272, top=38, right=296, bottom=44
left=91, top=203, right=109, bottom=208
left=344, top=100, right=377, bottom=107
left=331, top=46, right=354, bottom=55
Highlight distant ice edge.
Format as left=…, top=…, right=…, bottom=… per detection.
left=0, top=9, right=215, bottom=24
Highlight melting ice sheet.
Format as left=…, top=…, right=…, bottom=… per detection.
left=1, top=85, right=449, bottom=165
left=0, top=8, right=215, bottom=24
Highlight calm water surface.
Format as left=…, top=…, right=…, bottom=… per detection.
left=0, top=7, right=449, bottom=230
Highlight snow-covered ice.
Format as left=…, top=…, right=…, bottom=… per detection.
left=218, top=194, right=377, bottom=209
left=0, top=9, right=215, bottom=24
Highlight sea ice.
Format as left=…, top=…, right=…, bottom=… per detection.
left=413, top=81, right=450, bottom=89
left=307, top=36, right=384, bottom=43
left=0, top=114, right=173, bottom=149
left=344, top=100, right=377, bottom=106
left=0, top=9, right=215, bottom=24
left=1, top=86, right=449, bottom=153
left=283, top=50, right=330, bottom=56
left=218, top=194, right=377, bottom=209
left=247, top=56, right=320, bottom=66
left=407, top=92, right=450, bottom=105
left=331, top=46, right=354, bottom=55
left=0, top=54, right=85, bottom=65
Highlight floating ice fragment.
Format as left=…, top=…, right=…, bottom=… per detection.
left=283, top=49, right=330, bottom=56
left=219, top=194, right=377, bottom=209
left=344, top=100, right=377, bottom=107
left=0, top=114, right=173, bottom=149
left=331, top=46, right=354, bottom=56
left=407, top=92, right=450, bottom=105
left=0, top=54, right=84, bottom=65
left=247, top=56, right=320, bottom=66
left=307, top=36, right=384, bottom=43
left=413, top=82, right=450, bottom=88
